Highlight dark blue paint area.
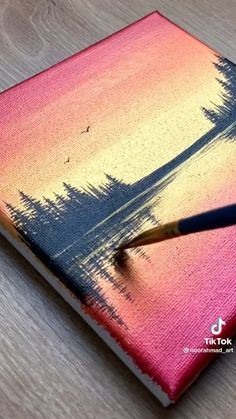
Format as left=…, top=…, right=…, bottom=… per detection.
left=7, top=173, right=174, bottom=325
left=6, top=56, right=236, bottom=325
left=202, top=56, right=236, bottom=139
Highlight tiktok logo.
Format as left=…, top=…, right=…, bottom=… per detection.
left=210, top=317, right=226, bottom=335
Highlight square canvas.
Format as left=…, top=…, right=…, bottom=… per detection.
left=0, top=12, right=235, bottom=406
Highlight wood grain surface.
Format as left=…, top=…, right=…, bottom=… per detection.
left=0, top=1, right=235, bottom=418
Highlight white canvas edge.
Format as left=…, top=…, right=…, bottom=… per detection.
left=0, top=224, right=173, bottom=407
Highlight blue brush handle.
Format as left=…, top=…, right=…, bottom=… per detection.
left=179, top=204, right=236, bottom=235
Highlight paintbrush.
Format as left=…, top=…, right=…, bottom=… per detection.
left=114, top=203, right=236, bottom=265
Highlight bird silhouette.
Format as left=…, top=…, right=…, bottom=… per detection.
left=64, top=157, right=70, bottom=164
left=81, top=125, right=90, bottom=134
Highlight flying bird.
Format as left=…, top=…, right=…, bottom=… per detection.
left=64, top=157, right=70, bottom=164
left=81, top=125, right=90, bottom=134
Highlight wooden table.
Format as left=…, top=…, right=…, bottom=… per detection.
left=0, top=1, right=235, bottom=418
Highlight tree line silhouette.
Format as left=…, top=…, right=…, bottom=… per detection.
left=202, top=56, right=236, bottom=136
left=6, top=174, right=173, bottom=325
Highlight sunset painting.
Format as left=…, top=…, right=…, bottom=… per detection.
left=0, top=12, right=235, bottom=405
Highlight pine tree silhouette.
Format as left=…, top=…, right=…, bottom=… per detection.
left=7, top=174, right=172, bottom=324
left=202, top=56, right=236, bottom=138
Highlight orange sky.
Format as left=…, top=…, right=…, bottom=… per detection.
left=0, top=12, right=223, bottom=208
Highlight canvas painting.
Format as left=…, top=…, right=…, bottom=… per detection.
left=0, top=12, right=235, bottom=405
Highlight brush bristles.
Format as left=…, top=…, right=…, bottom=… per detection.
left=113, top=248, right=129, bottom=268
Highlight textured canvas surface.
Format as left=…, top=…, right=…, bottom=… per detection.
left=0, top=12, right=236, bottom=404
